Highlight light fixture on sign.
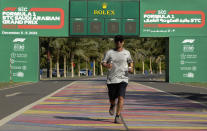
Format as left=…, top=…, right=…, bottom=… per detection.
left=75, top=18, right=83, bottom=21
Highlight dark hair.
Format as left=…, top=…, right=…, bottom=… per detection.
left=114, top=35, right=124, bottom=43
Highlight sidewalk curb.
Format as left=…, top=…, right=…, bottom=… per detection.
left=0, top=81, right=76, bottom=127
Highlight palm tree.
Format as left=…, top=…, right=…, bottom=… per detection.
left=156, top=55, right=165, bottom=74
left=81, top=38, right=92, bottom=76
left=137, top=49, right=148, bottom=74
left=68, top=38, right=81, bottom=77
left=60, top=38, right=69, bottom=78
left=47, top=38, right=56, bottom=78
left=74, top=48, right=85, bottom=77
left=39, top=39, right=47, bottom=69
left=143, top=38, right=158, bottom=74
left=84, top=39, right=99, bottom=76
left=51, top=38, right=66, bottom=78
left=124, top=38, right=142, bottom=75
left=97, top=38, right=113, bottom=76
left=39, top=37, right=54, bottom=78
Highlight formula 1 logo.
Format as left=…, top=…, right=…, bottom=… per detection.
left=182, top=39, right=195, bottom=44
left=13, top=38, right=26, bottom=43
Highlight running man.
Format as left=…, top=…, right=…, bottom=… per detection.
left=102, top=35, right=133, bottom=124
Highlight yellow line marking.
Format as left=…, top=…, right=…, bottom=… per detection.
left=167, top=114, right=207, bottom=118
left=58, top=124, right=123, bottom=127
left=24, top=110, right=109, bottom=114
left=24, top=110, right=69, bottom=114
left=124, top=119, right=207, bottom=122
left=129, top=126, right=207, bottom=129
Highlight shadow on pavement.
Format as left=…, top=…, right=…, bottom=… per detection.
left=54, top=116, right=112, bottom=123
left=170, top=92, right=207, bottom=106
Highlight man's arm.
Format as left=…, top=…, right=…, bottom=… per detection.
left=102, top=62, right=112, bottom=69
left=128, top=62, right=134, bottom=73
left=127, top=50, right=134, bottom=73
left=102, top=50, right=112, bottom=69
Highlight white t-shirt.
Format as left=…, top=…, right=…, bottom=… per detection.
left=102, top=48, right=133, bottom=84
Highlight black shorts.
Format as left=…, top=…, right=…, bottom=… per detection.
left=107, top=82, right=128, bottom=100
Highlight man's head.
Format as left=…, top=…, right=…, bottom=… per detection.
left=114, top=35, right=124, bottom=49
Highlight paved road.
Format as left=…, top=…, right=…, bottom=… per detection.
left=137, top=81, right=207, bottom=107
left=0, top=80, right=72, bottom=119
left=0, top=80, right=207, bottom=131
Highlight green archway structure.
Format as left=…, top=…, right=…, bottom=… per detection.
left=0, top=0, right=207, bottom=83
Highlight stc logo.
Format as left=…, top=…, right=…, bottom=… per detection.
left=182, top=39, right=195, bottom=44
left=13, top=38, right=26, bottom=43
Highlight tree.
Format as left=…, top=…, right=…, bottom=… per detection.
left=74, top=48, right=85, bottom=77
left=143, top=38, right=158, bottom=74
left=47, top=38, right=56, bottom=78
left=68, top=38, right=81, bottom=77
left=51, top=38, right=66, bottom=78
left=156, top=55, right=165, bottom=74
left=125, top=39, right=142, bottom=75
left=84, top=39, right=99, bottom=76
left=137, top=49, right=148, bottom=74
left=60, top=38, right=69, bottom=78
left=97, top=38, right=113, bottom=76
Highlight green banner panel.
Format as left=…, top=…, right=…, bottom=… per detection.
left=0, top=36, right=39, bottom=82
left=70, top=0, right=87, bottom=18
left=0, top=36, right=10, bottom=82
left=0, top=0, right=69, bottom=37
left=70, top=0, right=139, bottom=36
left=122, top=1, right=139, bottom=18
left=11, top=36, right=39, bottom=82
left=140, top=0, right=207, bottom=37
left=169, top=36, right=207, bottom=83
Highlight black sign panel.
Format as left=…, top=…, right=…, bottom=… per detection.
left=107, top=22, right=119, bottom=33
left=73, top=22, right=84, bottom=33
left=125, top=22, right=136, bottom=33
left=90, top=22, right=102, bottom=33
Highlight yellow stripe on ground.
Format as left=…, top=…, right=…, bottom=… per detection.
left=48, top=97, right=80, bottom=100
left=124, top=119, right=207, bottom=122
left=39, top=102, right=83, bottom=105
left=90, top=117, right=114, bottom=119
left=39, top=102, right=107, bottom=105
left=58, top=124, right=123, bottom=127
left=167, top=114, right=207, bottom=118
left=24, top=110, right=109, bottom=114
left=86, top=117, right=207, bottom=122
left=129, top=126, right=207, bottom=130
left=24, top=110, right=69, bottom=114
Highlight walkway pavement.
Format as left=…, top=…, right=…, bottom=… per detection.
left=0, top=81, right=207, bottom=131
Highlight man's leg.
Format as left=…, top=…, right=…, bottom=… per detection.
left=110, top=99, right=116, bottom=106
left=109, top=99, right=116, bottom=115
left=114, top=82, right=127, bottom=124
left=114, top=96, right=124, bottom=124
left=107, top=84, right=116, bottom=116
left=116, top=96, right=124, bottom=116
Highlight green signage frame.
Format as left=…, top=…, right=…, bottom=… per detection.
left=0, top=0, right=207, bottom=83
